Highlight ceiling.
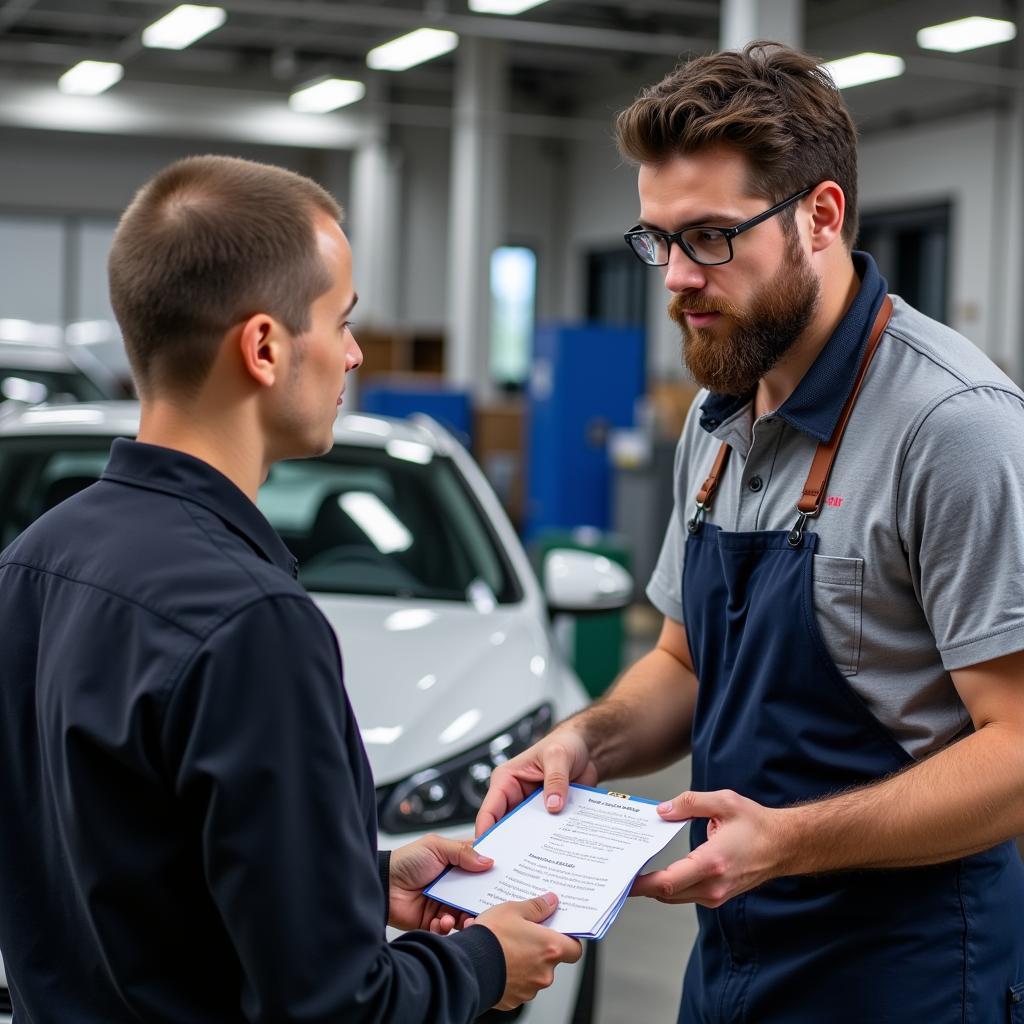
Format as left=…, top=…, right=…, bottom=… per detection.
left=0, top=0, right=1020, bottom=141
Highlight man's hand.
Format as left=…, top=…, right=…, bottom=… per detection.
left=388, top=835, right=494, bottom=932
left=472, top=893, right=583, bottom=1011
left=475, top=727, right=598, bottom=836
left=630, top=789, right=783, bottom=907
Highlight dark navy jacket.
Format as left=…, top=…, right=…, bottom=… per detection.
left=0, top=439, right=503, bottom=1023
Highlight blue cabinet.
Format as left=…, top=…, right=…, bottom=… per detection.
left=526, top=324, right=645, bottom=537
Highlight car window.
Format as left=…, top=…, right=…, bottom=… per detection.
left=0, top=436, right=522, bottom=604
left=259, top=446, right=520, bottom=603
left=0, top=369, right=106, bottom=405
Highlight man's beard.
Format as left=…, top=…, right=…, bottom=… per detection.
left=669, top=241, right=820, bottom=397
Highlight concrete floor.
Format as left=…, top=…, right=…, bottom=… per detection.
left=592, top=757, right=698, bottom=1024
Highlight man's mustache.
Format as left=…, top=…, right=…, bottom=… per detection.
left=669, top=293, right=743, bottom=321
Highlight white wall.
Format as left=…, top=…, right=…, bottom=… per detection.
left=858, top=110, right=1010, bottom=372
left=0, top=128, right=351, bottom=377
left=392, top=124, right=450, bottom=330
left=390, top=124, right=568, bottom=330
left=0, top=128, right=350, bottom=216
left=561, top=131, right=685, bottom=380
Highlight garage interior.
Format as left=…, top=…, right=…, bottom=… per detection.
left=1, top=0, right=1023, bottom=1021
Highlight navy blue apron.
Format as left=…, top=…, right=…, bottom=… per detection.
left=677, top=297, right=1024, bottom=1023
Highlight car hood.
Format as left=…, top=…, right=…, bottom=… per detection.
left=312, top=594, right=556, bottom=785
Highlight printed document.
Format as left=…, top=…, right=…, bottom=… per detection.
left=425, top=783, right=689, bottom=938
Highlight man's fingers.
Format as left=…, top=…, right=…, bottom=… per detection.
left=630, top=855, right=709, bottom=902
left=562, top=937, right=584, bottom=964
left=656, top=788, right=738, bottom=821
left=448, top=838, right=493, bottom=872
left=518, top=891, right=559, bottom=923
left=541, top=746, right=575, bottom=813
left=476, top=772, right=527, bottom=836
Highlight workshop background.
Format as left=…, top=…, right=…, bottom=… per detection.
left=1, top=1, right=1022, bottom=1021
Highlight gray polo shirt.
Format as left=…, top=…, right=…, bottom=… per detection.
left=648, top=256, right=1024, bottom=758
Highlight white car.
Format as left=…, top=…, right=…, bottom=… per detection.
left=0, top=321, right=122, bottom=408
left=0, top=401, right=632, bottom=1024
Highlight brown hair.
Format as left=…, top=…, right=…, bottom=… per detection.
left=616, top=42, right=859, bottom=246
left=109, top=154, right=342, bottom=395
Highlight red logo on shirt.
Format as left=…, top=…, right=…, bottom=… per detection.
left=826, top=496, right=844, bottom=508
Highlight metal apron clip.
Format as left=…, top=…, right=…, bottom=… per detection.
left=688, top=501, right=708, bottom=535
left=787, top=510, right=809, bottom=548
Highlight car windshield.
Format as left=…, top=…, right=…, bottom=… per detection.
left=0, top=436, right=521, bottom=604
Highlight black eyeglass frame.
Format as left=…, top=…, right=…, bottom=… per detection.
left=623, top=185, right=816, bottom=267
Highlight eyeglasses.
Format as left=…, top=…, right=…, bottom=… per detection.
left=623, top=186, right=814, bottom=267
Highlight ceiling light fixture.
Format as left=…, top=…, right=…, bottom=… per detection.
left=468, top=0, right=550, bottom=13
left=288, top=78, right=366, bottom=113
left=366, top=28, right=459, bottom=72
left=57, top=60, right=124, bottom=96
left=142, top=4, right=226, bottom=50
left=917, top=16, right=1016, bottom=53
left=821, top=52, right=905, bottom=90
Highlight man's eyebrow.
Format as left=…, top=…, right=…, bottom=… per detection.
left=342, top=292, right=359, bottom=316
left=637, top=212, right=738, bottom=231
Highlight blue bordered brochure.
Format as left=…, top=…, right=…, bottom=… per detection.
left=424, top=783, right=689, bottom=939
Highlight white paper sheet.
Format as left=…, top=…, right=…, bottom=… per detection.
left=425, top=784, right=689, bottom=938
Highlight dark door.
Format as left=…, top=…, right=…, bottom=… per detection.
left=858, top=203, right=950, bottom=324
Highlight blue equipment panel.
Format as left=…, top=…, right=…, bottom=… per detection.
left=526, top=324, right=645, bottom=537
left=359, top=379, right=473, bottom=447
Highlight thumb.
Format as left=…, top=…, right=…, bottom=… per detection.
left=542, top=748, right=574, bottom=814
left=657, top=789, right=731, bottom=821
left=447, top=839, right=494, bottom=873
left=516, top=891, right=558, bottom=923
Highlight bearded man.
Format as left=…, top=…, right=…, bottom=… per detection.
left=478, top=42, right=1024, bottom=1023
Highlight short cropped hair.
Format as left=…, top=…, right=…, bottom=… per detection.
left=616, top=42, right=859, bottom=246
left=109, top=154, right=342, bottom=395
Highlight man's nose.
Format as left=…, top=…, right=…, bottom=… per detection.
left=346, top=336, right=364, bottom=372
left=663, top=243, right=708, bottom=294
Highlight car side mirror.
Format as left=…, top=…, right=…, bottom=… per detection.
left=543, top=548, right=633, bottom=614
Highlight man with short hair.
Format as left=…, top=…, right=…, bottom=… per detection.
left=479, top=43, right=1024, bottom=1021
left=0, top=154, right=580, bottom=1023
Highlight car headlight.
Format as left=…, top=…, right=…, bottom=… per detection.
left=376, top=704, right=553, bottom=834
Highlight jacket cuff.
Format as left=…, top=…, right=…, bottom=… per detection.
left=447, top=925, right=506, bottom=1012
left=377, top=849, right=391, bottom=925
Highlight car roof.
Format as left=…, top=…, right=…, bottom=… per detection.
left=0, top=400, right=459, bottom=453
left=0, top=342, right=78, bottom=372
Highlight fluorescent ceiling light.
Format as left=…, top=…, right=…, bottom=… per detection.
left=142, top=4, right=226, bottom=50
left=289, top=78, right=365, bottom=113
left=469, top=0, right=550, bottom=13
left=917, top=16, right=1016, bottom=53
left=367, top=28, right=459, bottom=71
left=822, top=52, right=905, bottom=90
left=57, top=60, right=124, bottom=96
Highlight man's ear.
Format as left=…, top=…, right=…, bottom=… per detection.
left=806, top=181, right=845, bottom=253
left=237, top=313, right=281, bottom=388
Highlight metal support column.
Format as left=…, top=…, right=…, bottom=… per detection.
left=349, top=79, right=400, bottom=327
left=720, top=0, right=802, bottom=49
left=445, top=36, right=508, bottom=395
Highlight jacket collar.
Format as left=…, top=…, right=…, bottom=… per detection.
left=102, top=438, right=298, bottom=577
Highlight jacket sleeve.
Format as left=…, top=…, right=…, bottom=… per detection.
left=161, top=593, right=505, bottom=1023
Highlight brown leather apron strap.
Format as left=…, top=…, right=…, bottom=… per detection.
left=796, top=294, right=893, bottom=517
left=687, top=294, right=894, bottom=542
left=787, top=293, right=893, bottom=546
left=688, top=440, right=731, bottom=533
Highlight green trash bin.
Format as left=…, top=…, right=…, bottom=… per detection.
left=534, top=528, right=631, bottom=700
